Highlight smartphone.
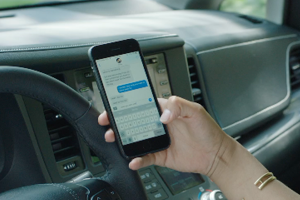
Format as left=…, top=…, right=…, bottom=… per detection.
left=88, top=39, right=170, bottom=158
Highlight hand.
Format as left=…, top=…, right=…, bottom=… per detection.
left=98, top=96, right=232, bottom=176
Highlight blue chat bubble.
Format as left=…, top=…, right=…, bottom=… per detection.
left=117, top=80, right=148, bottom=93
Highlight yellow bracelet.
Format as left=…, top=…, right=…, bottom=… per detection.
left=254, top=172, right=276, bottom=190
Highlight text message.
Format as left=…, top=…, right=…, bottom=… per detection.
left=110, top=94, right=128, bottom=105
left=102, top=65, right=133, bottom=86
left=117, top=80, right=148, bottom=93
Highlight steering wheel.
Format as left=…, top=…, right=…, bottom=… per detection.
left=0, top=66, right=148, bottom=200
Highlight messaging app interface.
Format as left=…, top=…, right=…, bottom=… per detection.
left=96, top=51, right=165, bottom=145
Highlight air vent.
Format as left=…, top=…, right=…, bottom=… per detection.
left=187, top=57, right=206, bottom=107
left=43, top=104, right=81, bottom=162
left=42, top=74, right=82, bottom=162
left=290, top=48, right=300, bottom=90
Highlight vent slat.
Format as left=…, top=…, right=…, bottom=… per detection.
left=51, top=135, right=73, bottom=143
left=188, top=57, right=206, bottom=108
left=191, top=80, right=198, bottom=85
left=290, top=74, right=297, bottom=79
left=290, top=48, right=300, bottom=90
left=189, top=72, right=197, bottom=77
left=291, top=79, right=300, bottom=87
left=192, top=88, right=201, bottom=96
left=48, top=125, right=69, bottom=134
left=194, top=96, right=203, bottom=102
left=53, top=146, right=75, bottom=154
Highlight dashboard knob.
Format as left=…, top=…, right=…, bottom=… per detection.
left=200, top=190, right=227, bottom=200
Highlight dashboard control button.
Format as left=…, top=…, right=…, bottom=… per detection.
left=145, top=179, right=162, bottom=193
left=84, top=72, right=94, bottom=78
left=162, top=92, right=171, bottom=98
left=214, top=191, right=226, bottom=200
left=146, top=57, right=158, bottom=64
left=150, top=58, right=158, bottom=64
left=151, top=58, right=157, bottom=63
left=139, top=169, right=155, bottom=183
left=79, top=87, right=90, bottom=93
left=149, top=189, right=168, bottom=200
left=150, top=179, right=161, bottom=189
left=160, top=80, right=168, bottom=86
left=200, top=191, right=210, bottom=200
left=63, top=162, right=76, bottom=171
left=199, top=186, right=205, bottom=192
left=145, top=183, right=153, bottom=191
left=157, top=68, right=166, bottom=74
left=200, top=190, right=227, bottom=200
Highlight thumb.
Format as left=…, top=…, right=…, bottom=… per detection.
left=160, top=96, right=199, bottom=124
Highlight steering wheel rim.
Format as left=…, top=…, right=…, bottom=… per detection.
left=0, top=66, right=147, bottom=200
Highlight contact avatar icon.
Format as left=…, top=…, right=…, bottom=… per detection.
left=116, top=58, right=122, bottom=63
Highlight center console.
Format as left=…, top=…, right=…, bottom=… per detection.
left=138, top=166, right=226, bottom=200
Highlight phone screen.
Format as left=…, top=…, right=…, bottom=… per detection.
left=95, top=51, right=166, bottom=145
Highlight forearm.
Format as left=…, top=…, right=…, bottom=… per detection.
left=209, top=134, right=300, bottom=200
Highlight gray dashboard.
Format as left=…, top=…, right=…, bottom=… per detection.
left=1, top=1, right=300, bottom=199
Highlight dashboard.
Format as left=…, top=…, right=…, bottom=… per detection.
left=1, top=0, right=300, bottom=199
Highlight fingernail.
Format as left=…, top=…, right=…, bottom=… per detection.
left=160, top=109, right=171, bottom=123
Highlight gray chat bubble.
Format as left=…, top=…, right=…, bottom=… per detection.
left=111, top=94, right=128, bottom=105
left=102, top=65, right=133, bottom=86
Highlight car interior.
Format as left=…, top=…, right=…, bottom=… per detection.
left=0, top=0, right=300, bottom=199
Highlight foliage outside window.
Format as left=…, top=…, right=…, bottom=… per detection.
left=0, top=0, right=39, bottom=9
left=0, top=0, right=80, bottom=9
left=220, top=0, right=267, bottom=19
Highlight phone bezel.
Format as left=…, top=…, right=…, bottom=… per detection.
left=89, top=39, right=170, bottom=158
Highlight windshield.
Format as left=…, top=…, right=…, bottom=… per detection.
left=0, top=0, right=86, bottom=9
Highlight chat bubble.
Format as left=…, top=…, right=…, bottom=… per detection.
left=111, top=94, right=128, bottom=105
left=117, top=80, right=148, bottom=93
left=102, top=65, right=133, bottom=86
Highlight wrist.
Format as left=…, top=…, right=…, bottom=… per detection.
left=207, top=134, right=269, bottom=200
left=206, top=132, right=237, bottom=180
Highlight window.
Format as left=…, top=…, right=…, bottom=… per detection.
left=220, top=0, right=267, bottom=19
left=0, top=0, right=82, bottom=9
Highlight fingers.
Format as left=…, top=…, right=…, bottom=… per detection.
left=98, top=111, right=110, bottom=126
left=105, top=128, right=115, bottom=142
left=129, top=157, right=144, bottom=170
left=160, top=96, right=200, bottom=124
left=129, top=154, right=157, bottom=170
left=97, top=112, right=116, bottom=142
